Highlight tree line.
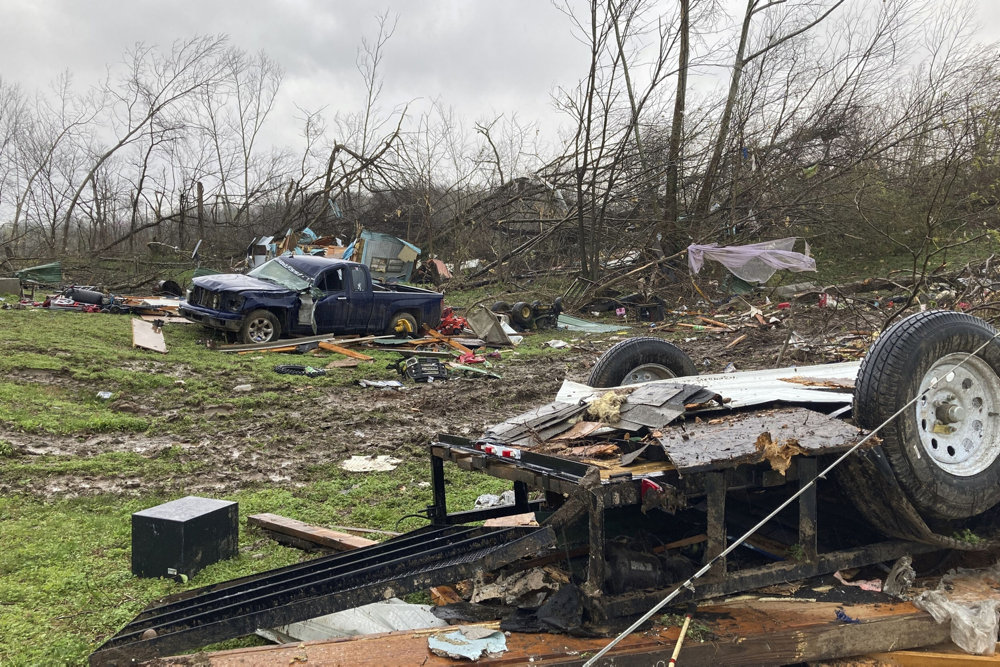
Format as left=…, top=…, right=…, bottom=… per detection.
left=0, top=1, right=997, bottom=289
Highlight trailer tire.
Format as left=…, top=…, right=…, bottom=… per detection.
left=853, top=310, right=1000, bottom=519
left=388, top=312, right=418, bottom=337
left=240, top=310, right=280, bottom=344
left=587, top=337, right=698, bottom=387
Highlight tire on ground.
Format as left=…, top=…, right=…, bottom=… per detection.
left=490, top=301, right=511, bottom=314
left=511, top=301, right=534, bottom=328
left=240, top=309, right=280, bottom=344
left=587, top=337, right=698, bottom=387
left=388, top=312, right=418, bottom=336
left=852, top=310, right=1000, bottom=520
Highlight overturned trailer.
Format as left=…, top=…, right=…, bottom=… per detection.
left=91, top=310, right=1000, bottom=664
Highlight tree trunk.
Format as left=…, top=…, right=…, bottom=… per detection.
left=662, top=0, right=690, bottom=253
left=694, top=0, right=753, bottom=218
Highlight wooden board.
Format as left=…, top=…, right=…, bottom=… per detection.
left=248, top=513, right=378, bottom=552
left=865, top=642, right=1000, bottom=665
left=317, top=341, right=374, bottom=361
left=162, top=599, right=950, bottom=666
left=657, top=406, right=862, bottom=473
left=131, top=318, right=167, bottom=354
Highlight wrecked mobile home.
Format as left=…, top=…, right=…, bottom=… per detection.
left=92, top=310, right=1000, bottom=665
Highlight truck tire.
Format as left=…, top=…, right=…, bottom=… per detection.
left=511, top=302, right=534, bottom=328
left=388, top=312, right=418, bottom=337
left=588, top=337, right=698, bottom=387
left=852, top=310, right=1000, bottom=519
left=240, top=310, right=281, bottom=344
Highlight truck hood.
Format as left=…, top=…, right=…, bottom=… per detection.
left=193, top=273, right=296, bottom=294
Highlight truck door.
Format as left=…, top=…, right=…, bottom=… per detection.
left=312, top=268, right=353, bottom=333
left=346, top=265, right=375, bottom=331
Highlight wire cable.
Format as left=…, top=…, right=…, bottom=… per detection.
left=582, top=331, right=1000, bottom=666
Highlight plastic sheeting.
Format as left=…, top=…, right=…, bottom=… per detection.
left=687, top=238, right=816, bottom=284
left=913, top=563, right=1000, bottom=655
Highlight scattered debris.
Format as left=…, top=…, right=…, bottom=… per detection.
left=249, top=513, right=378, bottom=552
left=475, top=490, right=516, bottom=509
left=835, top=608, right=862, bottom=624
left=754, top=432, right=807, bottom=475
left=834, top=570, right=883, bottom=593
left=882, top=556, right=916, bottom=599
left=96, top=391, right=113, bottom=400
left=273, top=364, right=326, bottom=377
left=391, top=356, right=449, bottom=382
left=261, top=598, right=448, bottom=645
left=428, top=625, right=507, bottom=661
left=131, top=318, right=167, bottom=354
left=339, top=455, right=401, bottom=472
left=913, top=562, right=1000, bottom=655
left=544, top=339, right=571, bottom=349
left=356, top=379, right=405, bottom=390
left=471, top=567, right=565, bottom=607
left=466, top=306, right=517, bottom=346
left=557, top=313, right=628, bottom=333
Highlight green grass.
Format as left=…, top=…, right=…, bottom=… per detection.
left=0, top=304, right=534, bottom=664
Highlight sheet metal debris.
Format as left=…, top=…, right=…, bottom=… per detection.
left=428, top=625, right=507, bottom=661
left=555, top=361, right=860, bottom=410
left=557, top=313, right=629, bottom=333
left=259, top=598, right=447, bottom=644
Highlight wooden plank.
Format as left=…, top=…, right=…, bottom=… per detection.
left=726, top=333, right=748, bottom=348
left=866, top=642, right=1000, bottom=665
left=698, top=316, right=733, bottom=329
left=220, top=334, right=390, bottom=353
left=317, top=341, right=375, bottom=361
left=423, top=327, right=474, bottom=355
left=131, top=318, right=167, bottom=353
left=164, top=600, right=950, bottom=666
left=248, top=513, right=378, bottom=552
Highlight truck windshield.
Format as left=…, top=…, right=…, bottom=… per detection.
left=247, top=258, right=312, bottom=291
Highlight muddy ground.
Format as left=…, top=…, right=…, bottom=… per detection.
left=3, top=306, right=870, bottom=499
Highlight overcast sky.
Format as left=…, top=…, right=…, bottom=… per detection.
left=3, top=0, right=1000, bottom=152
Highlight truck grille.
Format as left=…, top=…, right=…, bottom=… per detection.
left=190, top=286, right=221, bottom=309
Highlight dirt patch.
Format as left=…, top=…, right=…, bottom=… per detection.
left=3, top=311, right=864, bottom=499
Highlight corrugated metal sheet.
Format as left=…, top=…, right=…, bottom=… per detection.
left=556, top=361, right=860, bottom=410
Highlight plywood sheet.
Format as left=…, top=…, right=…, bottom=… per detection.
left=131, top=318, right=167, bottom=353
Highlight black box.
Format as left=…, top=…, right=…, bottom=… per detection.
left=131, top=496, right=238, bottom=579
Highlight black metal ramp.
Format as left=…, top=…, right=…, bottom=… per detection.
left=90, top=524, right=554, bottom=665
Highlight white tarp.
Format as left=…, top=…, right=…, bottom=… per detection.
left=688, top=238, right=816, bottom=284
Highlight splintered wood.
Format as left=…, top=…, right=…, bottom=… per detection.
left=657, top=406, right=862, bottom=473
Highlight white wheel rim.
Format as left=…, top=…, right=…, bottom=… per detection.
left=623, top=363, right=677, bottom=385
left=916, top=352, right=1000, bottom=477
left=248, top=318, right=274, bottom=343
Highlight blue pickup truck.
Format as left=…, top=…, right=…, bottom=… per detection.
left=179, top=255, right=444, bottom=344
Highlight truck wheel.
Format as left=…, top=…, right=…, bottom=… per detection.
left=388, top=312, right=418, bottom=337
left=240, top=310, right=280, bottom=344
left=511, top=302, right=534, bottom=328
left=588, top=337, right=698, bottom=387
left=853, top=310, right=1000, bottom=519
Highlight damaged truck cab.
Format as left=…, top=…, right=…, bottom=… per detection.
left=179, top=255, right=443, bottom=344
